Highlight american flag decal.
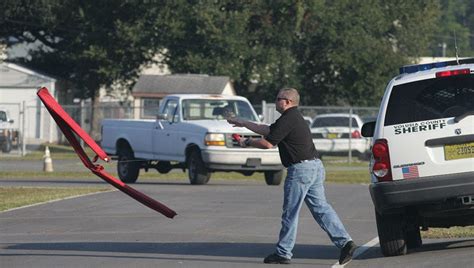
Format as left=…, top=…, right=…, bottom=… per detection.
left=402, top=165, right=419, bottom=179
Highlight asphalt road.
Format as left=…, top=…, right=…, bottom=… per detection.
left=1, top=172, right=473, bottom=267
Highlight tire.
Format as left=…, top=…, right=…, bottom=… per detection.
left=2, top=137, right=12, bottom=153
left=406, top=225, right=422, bottom=249
left=187, top=150, right=210, bottom=185
left=375, top=211, right=407, bottom=256
left=117, top=145, right=140, bottom=183
left=264, top=170, right=285, bottom=185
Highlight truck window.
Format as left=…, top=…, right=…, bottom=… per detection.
left=384, top=75, right=474, bottom=126
left=182, top=99, right=257, bottom=121
left=161, top=100, right=178, bottom=122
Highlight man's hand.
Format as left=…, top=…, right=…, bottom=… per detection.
left=227, top=117, right=246, bottom=128
left=239, top=138, right=251, bottom=148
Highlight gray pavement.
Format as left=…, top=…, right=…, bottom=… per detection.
left=1, top=170, right=473, bottom=267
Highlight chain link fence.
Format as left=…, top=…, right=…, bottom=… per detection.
left=1, top=101, right=379, bottom=162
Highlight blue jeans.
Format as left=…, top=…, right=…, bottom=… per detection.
left=275, top=159, right=352, bottom=259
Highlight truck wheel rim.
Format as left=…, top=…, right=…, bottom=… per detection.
left=119, top=157, right=129, bottom=176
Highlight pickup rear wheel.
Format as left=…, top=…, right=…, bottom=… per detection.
left=264, top=170, right=284, bottom=185
left=376, top=211, right=407, bottom=256
left=188, top=150, right=210, bottom=185
left=117, top=146, right=140, bottom=183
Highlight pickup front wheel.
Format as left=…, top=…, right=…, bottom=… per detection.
left=117, top=146, right=140, bottom=183
left=188, top=150, right=210, bottom=185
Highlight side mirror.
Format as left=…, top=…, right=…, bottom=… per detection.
left=8, top=119, right=14, bottom=124
left=361, top=121, right=376, bottom=137
left=258, top=114, right=264, bottom=121
left=156, top=113, right=168, bottom=121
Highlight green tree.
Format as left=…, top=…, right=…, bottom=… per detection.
left=160, top=0, right=305, bottom=103
left=428, top=0, right=473, bottom=57
left=0, top=0, right=168, bottom=138
left=296, top=0, right=440, bottom=106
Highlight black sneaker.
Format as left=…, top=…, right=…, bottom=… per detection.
left=339, top=241, right=357, bottom=265
left=263, top=253, right=291, bottom=264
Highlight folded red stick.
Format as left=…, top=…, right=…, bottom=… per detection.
left=37, top=87, right=177, bottom=218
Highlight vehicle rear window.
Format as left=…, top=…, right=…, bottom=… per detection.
left=385, top=75, right=474, bottom=126
left=311, top=117, right=359, bottom=128
left=182, top=99, right=258, bottom=121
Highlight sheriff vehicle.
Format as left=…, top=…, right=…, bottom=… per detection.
left=362, top=58, right=474, bottom=256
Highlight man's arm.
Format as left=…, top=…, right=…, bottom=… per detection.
left=227, top=117, right=270, bottom=136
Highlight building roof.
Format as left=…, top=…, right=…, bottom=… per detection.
left=0, top=62, right=56, bottom=88
left=132, top=74, right=233, bottom=97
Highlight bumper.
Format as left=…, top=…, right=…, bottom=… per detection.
left=201, top=148, right=283, bottom=171
left=370, top=171, right=474, bottom=214
left=312, top=139, right=369, bottom=154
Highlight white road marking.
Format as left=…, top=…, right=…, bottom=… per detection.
left=0, top=190, right=115, bottom=214
left=331, top=236, right=379, bottom=267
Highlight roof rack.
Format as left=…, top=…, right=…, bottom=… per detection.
left=399, top=57, right=474, bottom=75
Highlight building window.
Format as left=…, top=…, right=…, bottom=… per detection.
left=142, top=98, right=161, bottom=118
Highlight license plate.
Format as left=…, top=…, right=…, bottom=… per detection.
left=327, top=133, right=338, bottom=139
left=444, top=142, right=474, bottom=160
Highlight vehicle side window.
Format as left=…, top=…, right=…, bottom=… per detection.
left=385, top=75, right=474, bottom=126
left=161, top=100, right=178, bottom=122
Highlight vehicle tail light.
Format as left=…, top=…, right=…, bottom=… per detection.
left=371, top=139, right=392, bottom=181
left=351, top=130, right=361, bottom=139
left=436, top=68, right=470, bottom=77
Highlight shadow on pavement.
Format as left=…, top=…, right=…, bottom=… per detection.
left=5, top=242, right=340, bottom=260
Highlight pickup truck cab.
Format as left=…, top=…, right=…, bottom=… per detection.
left=362, top=58, right=474, bottom=257
left=101, top=94, right=284, bottom=185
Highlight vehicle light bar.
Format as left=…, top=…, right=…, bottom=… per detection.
left=436, top=68, right=471, bottom=77
left=399, top=57, right=474, bottom=75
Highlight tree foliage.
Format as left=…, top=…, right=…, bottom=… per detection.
left=0, top=0, right=171, bottom=100
left=0, top=0, right=450, bottom=108
left=428, top=0, right=474, bottom=57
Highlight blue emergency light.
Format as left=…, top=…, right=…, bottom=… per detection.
left=399, top=57, right=474, bottom=74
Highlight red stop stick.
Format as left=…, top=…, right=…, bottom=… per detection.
left=232, top=133, right=241, bottom=142
left=37, top=87, right=177, bottom=219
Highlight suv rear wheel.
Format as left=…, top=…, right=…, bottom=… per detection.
left=376, top=212, right=407, bottom=256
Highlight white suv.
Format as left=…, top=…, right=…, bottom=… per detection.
left=362, top=58, right=474, bottom=257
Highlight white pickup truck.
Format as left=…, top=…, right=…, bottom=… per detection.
left=101, top=94, right=284, bottom=185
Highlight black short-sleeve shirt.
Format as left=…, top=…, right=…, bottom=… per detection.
left=265, top=107, right=318, bottom=167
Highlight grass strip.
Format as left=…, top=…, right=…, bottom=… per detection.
left=422, top=227, right=474, bottom=239
left=0, top=169, right=370, bottom=184
left=0, top=186, right=111, bottom=212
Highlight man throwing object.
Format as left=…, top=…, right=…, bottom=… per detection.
left=227, top=88, right=357, bottom=265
